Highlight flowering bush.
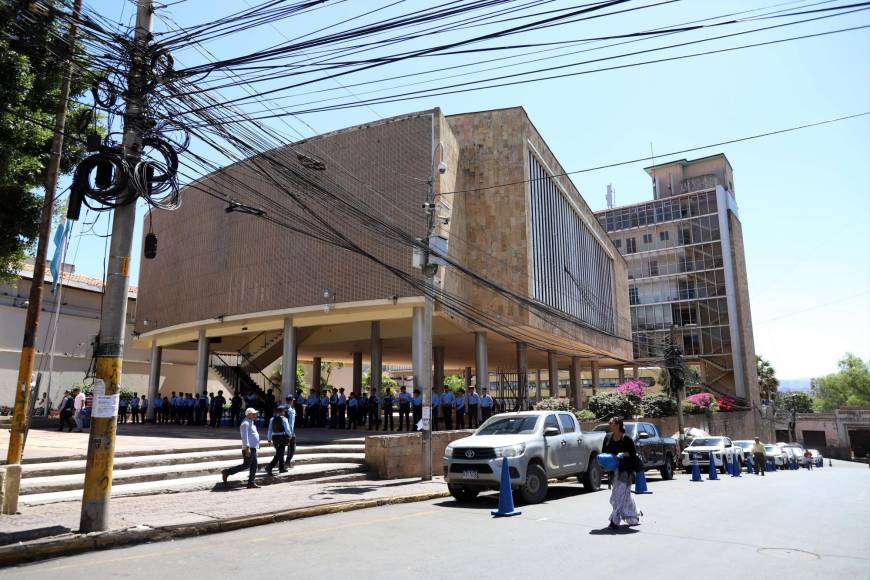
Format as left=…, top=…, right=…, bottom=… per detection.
left=615, top=379, right=649, bottom=399
left=587, top=392, right=639, bottom=420
left=576, top=409, right=596, bottom=422
left=640, top=393, right=677, bottom=417
left=533, top=397, right=576, bottom=412
left=686, top=392, right=716, bottom=409
left=716, top=395, right=735, bottom=412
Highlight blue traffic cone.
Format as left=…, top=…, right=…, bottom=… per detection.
left=491, top=457, right=521, bottom=518
left=708, top=457, right=718, bottom=480
left=691, top=461, right=703, bottom=482
left=746, top=457, right=754, bottom=475
left=766, top=460, right=775, bottom=472
left=732, top=456, right=741, bottom=477
left=633, top=470, right=652, bottom=494
left=829, top=458, right=832, bottom=467
left=819, top=458, right=824, bottom=468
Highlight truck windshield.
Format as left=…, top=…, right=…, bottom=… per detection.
left=477, top=416, right=539, bottom=435
left=689, top=437, right=723, bottom=447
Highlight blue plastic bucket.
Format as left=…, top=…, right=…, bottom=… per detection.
left=597, top=453, right=618, bottom=471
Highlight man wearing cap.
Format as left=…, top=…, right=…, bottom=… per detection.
left=454, top=388, right=467, bottom=430
left=295, top=389, right=306, bottom=429
left=411, top=389, right=423, bottom=431
left=221, top=408, right=262, bottom=488
left=466, top=386, right=480, bottom=429
left=266, top=405, right=292, bottom=475
left=397, top=386, right=412, bottom=431
left=440, top=385, right=454, bottom=430
left=431, top=388, right=440, bottom=431
left=751, top=437, right=766, bottom=476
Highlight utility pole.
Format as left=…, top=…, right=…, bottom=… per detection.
left=3, top=0, right=83, bottom=515
left=79, top=0, right=153, bottom=533
left=667, top=325, right=686, bottom=450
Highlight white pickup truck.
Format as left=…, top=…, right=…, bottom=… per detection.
left=443, top=411, right=606, bottom=504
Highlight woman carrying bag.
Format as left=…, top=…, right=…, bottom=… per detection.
left=602, top=416, right=642, bottom=530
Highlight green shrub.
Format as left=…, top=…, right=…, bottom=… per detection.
left=575, top=409, right=596, bottom=422
left=640, top=393, right=677, bottom=417
left=533, top=397, right=575, bottom=412
left=587, top=392, right=638, bottom=420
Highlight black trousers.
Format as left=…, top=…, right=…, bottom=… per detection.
left=267, top=436, right=288, bottom=472
left=227, top=448, right=258, bottom=483
left=286, top=437, right=296, bottom=464
left=131, top=407, right=139, bottom=423
left=467, top=404, right=478, bottom=428
left=367, top=407, right=379, bottom=430
left=306, top=405, right=318, bottom=427
left=455, top=410, right=465, bottom=430
left=412, top=405, right=422, bottom=430
left=348, top=407, right=359, bottom=429
left=338, top=405, right=346, bottom=429
left=119, top=408, right=128, bottom=423
left=442, top=406, right=453, bottom=430
left=382, top=406, right=394, bottom=431
left=58, top=410, right=75, bottom=431
left=398, top=404, right=411, bottom=431
left=481, top=407, right=492, bottom=422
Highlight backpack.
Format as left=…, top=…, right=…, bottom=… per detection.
left=271, top=415, right=285, bottom=434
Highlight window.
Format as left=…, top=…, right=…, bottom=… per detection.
left=644, top=423, right=659, bottom=437
left=614, top=239, right=622, bottom=248
left=649, top=259, right=659, bottom=277
left=642, top=233, right=652, bottom=244
left=802, top=430, right=827, bottom=447
left=629, top=287, right=639, bottom=305
left=679, top=228, right=691, bottom=245
left=544, top=414, right=561, bottom=433
left=659, top=231, right=669, bottom=241
left=626, top=237, right=637, bottom=253
left=558, top=414, right=577, bottom=432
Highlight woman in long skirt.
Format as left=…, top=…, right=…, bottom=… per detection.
left=603, top=416, right=641, bottom=529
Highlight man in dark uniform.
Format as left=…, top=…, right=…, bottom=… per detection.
left=397, top=386, right=412, bottom=431
left=411, top=389, right=422, bottom=431
left=441, top=385, right=454, bottom=430
left=454, top=388, right=466, bottom=430
left=466, top=386, right=480, bottom=429
left=382, top=389, right=395, bottom=431
left=337, top=388, right=347, bottom=429
left=211, top=390, right=226, bottom=428
left=366, top=391, right=380, bottom=431
left=295, top=389, right=306, bottom=429
left=480, top=387, right=494, bottom=422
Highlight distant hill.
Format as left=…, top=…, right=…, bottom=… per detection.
left=778, top=378, right=812, bottom=392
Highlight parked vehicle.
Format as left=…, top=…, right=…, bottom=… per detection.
left=807, top=449, right=823, bottom=467
left=443, top=411, right=606, bottom=504
left=764, top=444, right=786, bottom=469
left=731, top=440, right=755, bottom=466
left=680, top=436, right=741, bottom=474
left=778, top=445, right=800, bottom=468
left=593, top=421, right=678, bottom=480
left=777, top=443, right=807, bottom=467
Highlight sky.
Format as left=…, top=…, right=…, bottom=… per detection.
left=58, top=0, right=870, bottom=382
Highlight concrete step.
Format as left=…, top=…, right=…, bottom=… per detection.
left=20, top=453, right=365, bottom=494
left=19, top=463, right=368, bottom=506
left=20, top=444, right=363, bottom=477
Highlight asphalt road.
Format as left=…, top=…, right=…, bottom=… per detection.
left=3, top=461, right=868, bottom=580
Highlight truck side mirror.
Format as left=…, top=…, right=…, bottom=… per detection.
left=544, top=427, right=560, bottom=437
left=638, top=432, right=650, bottom=440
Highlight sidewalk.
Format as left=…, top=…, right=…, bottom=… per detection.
left=0, top=472, right=449, bottom=539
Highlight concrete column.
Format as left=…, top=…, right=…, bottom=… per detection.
left=633, top=365, right=640, bottom=380
left=569, top=356, right=583, bottom=410
left=464, top=366, right=472, bottom=388
left=195, top=329, right=209, bottom=396
left=146, top=341, right=162, bottom=422
left=591, top=361, right=600, bottom=396
left=433, top=346, right=445, bottom=390
left=547, top=351, right=559, bottom=399
left=474, top=332, right=489, bottom=390
left=412, top=307, right=424, bottom=390
left=352, top=352, right=363, bottom=395
left=312, top=357, right=322, bottom=392
left=618, top=366, right=626, bottom=384
left=535, top=369, right=542, bottom=403
left=370, top=321, right=382, bottom=395
left=516, top=342, right=528, bottom=409
left=281, top=318, right=297, bottom=400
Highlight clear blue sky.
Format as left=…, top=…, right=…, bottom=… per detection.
left=63, top=0, right=870, bottom=381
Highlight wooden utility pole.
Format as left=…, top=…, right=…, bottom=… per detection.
left=3, top=0, right=83, bottom=515
left=78, top=0, right=153, bottom=533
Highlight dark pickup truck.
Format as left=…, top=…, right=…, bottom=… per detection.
left=593, top=421, right=678, bottom=480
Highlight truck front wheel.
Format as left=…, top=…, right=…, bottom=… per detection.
left=660, top=455, right=675, bottom=480
left=518, top=463, right=548, bottom=504
left=447, top=484, right=480, bottom=503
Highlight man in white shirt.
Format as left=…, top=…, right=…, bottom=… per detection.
left=221, top=408, right=262, bottom=488
left=72, top=388, right=86, bottom=433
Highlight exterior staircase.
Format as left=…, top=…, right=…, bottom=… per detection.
left=17, top=437, right=367, bottom=506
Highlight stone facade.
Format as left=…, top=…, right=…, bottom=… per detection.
left=364, top=430, right=474, bottom=479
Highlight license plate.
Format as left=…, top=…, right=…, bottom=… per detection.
left=462, top=470, right=478, bottom=479
left=691, top=453, right=702, bottom=460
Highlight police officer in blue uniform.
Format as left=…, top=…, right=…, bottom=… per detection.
left=397, top=386, right=412, bottom=431
left=466, top=386, right=480, bottom=429
left=411, top=389, right=422, bottom=430
left=307, top=389, right=319, bottom=427
left=440, top=385, right=454, bottom=430
left=295, top=389, right=306, bottom=429
left=382, top=389, right=395, bottom=431
left=337, top=388, right=347, bottom=429
left=431, top=389, right=440, bottom=431
left=367, top=391, right=380, bottom=431
left=480, top=387, right=494, bottom=422
left=347, top=393, right=359, bottom=429
left=454, top=388, right=466, bottom=430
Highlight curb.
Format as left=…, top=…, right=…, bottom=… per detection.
left=0, top=489, right=450, bottom=567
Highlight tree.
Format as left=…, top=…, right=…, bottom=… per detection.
left=361, top=372, right=398, bottom=393
left=269, top=364, right=307, bottom=391
left=320, top=361, right=344, bottom=388
left=811, top=353, right=870, bottom=411
left=777, top=391, right=815, bottom=414
left=0, top=2, right=94, bottom=283
left=756, top=355, right=779, bottom=402
left=443, top=374, right=464, bottom=392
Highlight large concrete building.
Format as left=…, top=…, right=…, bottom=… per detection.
left=134, top=107, right=633, bottom=408
left=594, top=155, right=760, bottom=408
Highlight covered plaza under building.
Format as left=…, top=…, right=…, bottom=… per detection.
left=133, top=107, right=635, bottom=411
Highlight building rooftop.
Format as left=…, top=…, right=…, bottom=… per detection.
left=19, top=262, right=138, bottom=299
